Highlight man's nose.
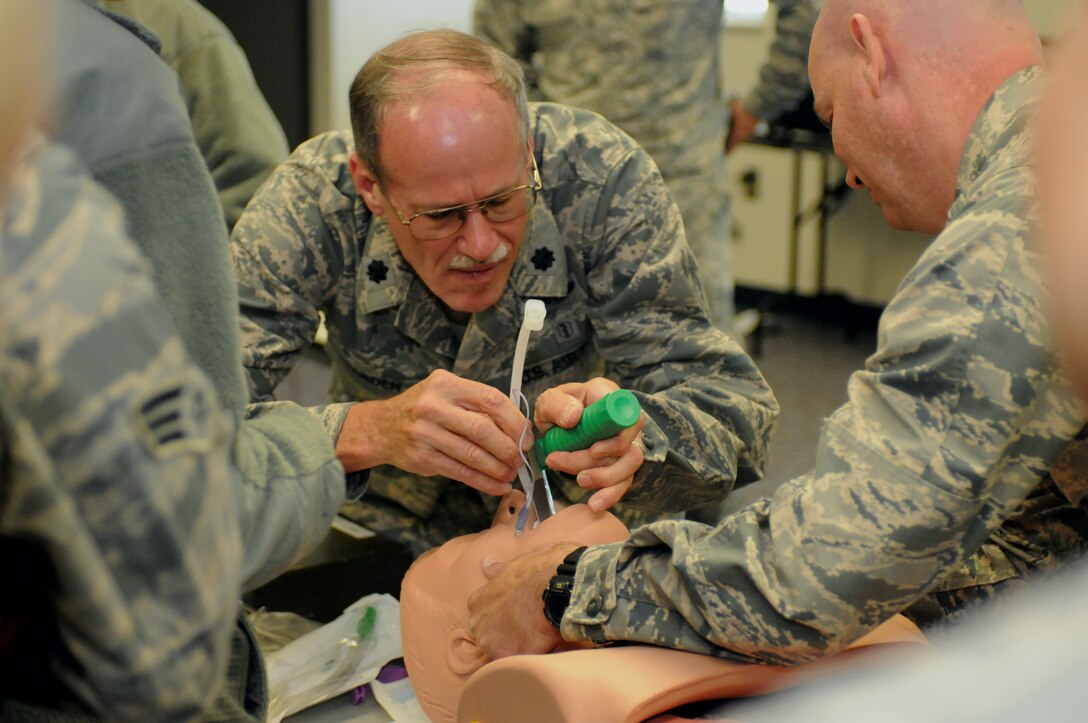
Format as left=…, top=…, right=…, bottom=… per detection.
left=457, top=207, right=500, bottom=260
left=845, top=167, right=866, bottom=190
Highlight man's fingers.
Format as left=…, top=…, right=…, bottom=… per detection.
left=588, top=481, right=632, bottom=512
left=462, top=377, right=532, bottom=443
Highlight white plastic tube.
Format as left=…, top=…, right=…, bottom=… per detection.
left=509, top=299, right=546, bottom=403
left=509, top=299, right=546, bottom=528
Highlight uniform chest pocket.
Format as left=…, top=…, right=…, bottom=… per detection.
left=520, top=311, right=596, bottom=387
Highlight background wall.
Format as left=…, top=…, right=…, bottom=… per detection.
left=308, top=0, right=474, bottom=136
left=721, top=0, right=1077, bottom=307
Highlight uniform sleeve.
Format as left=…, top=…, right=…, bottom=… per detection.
left=742, top=0, right=821, bottom=122
left=585, top=145, right=779, bottom=511
left=0, top=140, right=241, bottom=721
left=56, top=0, right=346, bottom=610
left=170, top=10, right=290, bottom=232
left=230, top=141, right=361, bottom=442
left=563, top=172, right=1087, bottom=662
left=473, top=0, right=541, bottom=99
left=231, top=150, right=341, bottom=397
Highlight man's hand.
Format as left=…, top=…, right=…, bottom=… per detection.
left=534, top=378, right=645, bottom=512
left=468, top=542, right=580, bottom=659
left=336, top=369, right=529, bottom=494
left=726, top=98, right=761, bottom=153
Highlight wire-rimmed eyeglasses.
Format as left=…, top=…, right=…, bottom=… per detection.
left=386, top=154, right=542, bottom=241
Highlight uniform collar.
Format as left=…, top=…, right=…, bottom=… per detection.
left=954, top=66, right=1043, bottom=213
left=356, top=202, right=569, bottom=316
left=355, top=203, right=570, bottom=364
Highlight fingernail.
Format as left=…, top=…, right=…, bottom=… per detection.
left=589, top=498, right=604, bottom=512
left=563, top=402, right=581, bottom=426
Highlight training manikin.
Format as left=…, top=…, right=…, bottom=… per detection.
left=400, top=493, right=929, bottom=723
left=400, top=492, right=628, bottom=722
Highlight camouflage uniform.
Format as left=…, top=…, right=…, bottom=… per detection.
left=233, top=103, right=779, bottom=556
left=30, top=4, right=349, bottom=720
left=0, top=138, right=240, bottom=720
left=101, top=0, right=290, bottom=231
left=562, top=68, right=1088, bottom=662
left=53, top=0, right=347, bottom=592
left=474, top=0, right=821, bottom=330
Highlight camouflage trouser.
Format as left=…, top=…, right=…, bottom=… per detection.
left=340, top=478, right=676, bottom=559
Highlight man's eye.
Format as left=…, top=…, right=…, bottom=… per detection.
left=424, top=208, right=458, bottom=222
left=487, top=192, right=516, bottom=210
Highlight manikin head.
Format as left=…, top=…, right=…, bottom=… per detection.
left=400, top=491, right=628, bottom=723
left=808, top=0, right=1042, bottom=234
left=347, top=30, right=535, bottom=320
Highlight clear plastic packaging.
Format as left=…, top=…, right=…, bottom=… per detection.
left=264, top=593, right=403, bottom=722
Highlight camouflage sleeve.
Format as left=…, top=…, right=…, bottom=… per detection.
left=234, top=400, right=349, bottom=589
left=564, top=171, right=1085, bottom=662
left=0, top=139, right=241, bottom=720
left=586, top=144, right=778, bottom=510
left=742, top=0, right=821, bottom=122
left=231, top=145, right=345, bottom=405
left=473, top=0, right=541, bottom=99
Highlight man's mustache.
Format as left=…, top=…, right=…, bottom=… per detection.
left=449, top=243, right=510, bottom=269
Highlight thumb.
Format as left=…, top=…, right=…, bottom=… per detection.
left=481, top=555, right=505, bottom=579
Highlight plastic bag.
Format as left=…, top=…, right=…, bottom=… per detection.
left=247, top=608, right=322, bottom=655
left=265, top=593, right=402, bottom=722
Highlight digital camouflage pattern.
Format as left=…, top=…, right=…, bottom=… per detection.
left=0, top=138, right=241, bottom=720
left=741, top=0, right=823, bottom=122
left=53, top=0, right=347, bottom=592
left=474, top=0, right=820, bottom=329
left=563, top=68, right=1088, bottom=662
left=232, top=103, right=778, bottom=556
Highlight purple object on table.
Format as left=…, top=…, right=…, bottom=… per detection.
left=349, top=664, right=409, bottom=705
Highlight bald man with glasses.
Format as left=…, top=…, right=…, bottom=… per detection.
left=231, top=29, right=777, bottom=555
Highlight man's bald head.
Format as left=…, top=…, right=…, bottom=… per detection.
left=812, top=0, right=1038, bottom=71
left=808, top=0, right=1042, bottom=233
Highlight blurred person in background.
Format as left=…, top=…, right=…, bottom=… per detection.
left=103, top=0, right=289, bottom=231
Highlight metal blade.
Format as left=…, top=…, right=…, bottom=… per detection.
left=527, top=448, right=556, bottom=523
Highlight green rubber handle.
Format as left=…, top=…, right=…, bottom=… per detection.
left=534, top=389, right=641, bottom=463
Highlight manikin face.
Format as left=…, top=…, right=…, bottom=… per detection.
left=400, top=492, right=628, bottom=723
left=352, top=71, right=531, bottom=317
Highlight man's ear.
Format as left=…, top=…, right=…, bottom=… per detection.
left=349, top=151, right=386, bottom=216
left=849, top=13, right=887, bottom=99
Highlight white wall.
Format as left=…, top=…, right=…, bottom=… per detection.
left=721, top=0, right=1075, bottom=306
left=309, top=0, right=474, bottom=136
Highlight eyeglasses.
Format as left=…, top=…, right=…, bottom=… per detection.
left=386, top=154, right=542, bottom=241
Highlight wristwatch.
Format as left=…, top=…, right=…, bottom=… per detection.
left=542, top=546, right=588, bottom=629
